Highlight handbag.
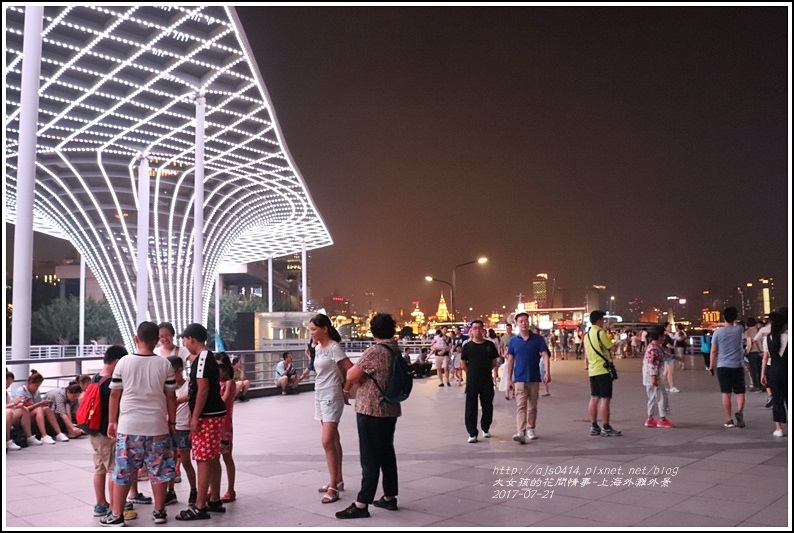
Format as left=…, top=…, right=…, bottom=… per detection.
left=587, top=330, right=618, bottom=380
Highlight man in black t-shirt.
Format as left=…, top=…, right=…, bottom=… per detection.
left=461, top=320, right=499, bottom=443
left=176, top=323, right=227, bottom=521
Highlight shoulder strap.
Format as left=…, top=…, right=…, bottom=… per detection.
left=587, top=330, right=612, bottom=364
left=364, top=343, right=398, bottom=397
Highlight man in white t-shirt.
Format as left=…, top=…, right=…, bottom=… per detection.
left=102, top=321, right=177, bottom=526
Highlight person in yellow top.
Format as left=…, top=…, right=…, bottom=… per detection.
left=584, top=310, right=621, bottom=437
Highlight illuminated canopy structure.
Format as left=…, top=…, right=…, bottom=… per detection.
left=5, top=6, right=333, bottom=347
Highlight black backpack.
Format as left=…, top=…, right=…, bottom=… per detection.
left=367, top=343, right=413, bottom=404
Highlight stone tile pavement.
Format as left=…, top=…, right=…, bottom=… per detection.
left=3, top=356, right=790, bottom=529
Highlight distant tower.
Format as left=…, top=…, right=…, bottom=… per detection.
left=533, top=273, right=549, bottom=308
left=435, top=293, right=451, bottom=322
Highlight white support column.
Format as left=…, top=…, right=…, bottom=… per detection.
left=11, top=6, right=44, bottom=370
left=79, top=254, right=86, bottom=356
left=193, top=93, right=206, bottom=322
left=268, top=257, right=273, bottom=312
left=215, top=272, right=221, bottom=334
left=301, top=241, right=308, bottom=312
left=135, top=154, right=150, bottom=325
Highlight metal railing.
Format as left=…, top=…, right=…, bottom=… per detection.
left=5, top=344, right=112, bottom=360
left=5, top=337, right=713, bottom=395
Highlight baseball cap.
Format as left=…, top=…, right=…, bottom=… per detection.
left=181, top=323, right=208, bottom=342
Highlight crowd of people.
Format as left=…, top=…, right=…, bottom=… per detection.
left=5, top=306, right=787, bottom=524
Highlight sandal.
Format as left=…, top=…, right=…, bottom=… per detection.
left=321, top=487, right=339, bottom=504
left=207, top=500, right=226, bottom=513
left=221, top=491, right=236, bottom=503
left=318, top=481, right=344, bottom=493
left=175, top=506, right=211, bottom=521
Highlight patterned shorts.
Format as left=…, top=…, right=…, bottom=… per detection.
left=220, top=429, right=233, bottom=455
left=112, top=433, right=175, bottom=486
left=191, top=417, right=223, bottom=461
left=172, top=429, right=192, bottom=451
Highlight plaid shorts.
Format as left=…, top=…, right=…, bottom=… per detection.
left=191, top=416, right=223, bottom=461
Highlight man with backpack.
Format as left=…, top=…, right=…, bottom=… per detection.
left=83, top=345, right=143, bottom=522
left=336, top=313, right=403, bottom=519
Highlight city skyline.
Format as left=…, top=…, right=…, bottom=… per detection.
left=4, top=6, right=790, bottom=327
left=5, top=224, right=783, bottom=324
left=232, top=6, right=790, bottom=314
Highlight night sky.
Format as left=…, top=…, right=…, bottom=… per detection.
left=6, top=6, right=789, bottom=321
left=235, top=6, right=790, bottom=317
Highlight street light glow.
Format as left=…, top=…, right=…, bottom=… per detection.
left=425, top=276, right=433, bottom=281
left=478, top=257, right=488, bottom=264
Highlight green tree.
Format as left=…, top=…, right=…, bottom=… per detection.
left=30, top=296, right=122, bottom=345
left=31, top=296, right=79, bottom=344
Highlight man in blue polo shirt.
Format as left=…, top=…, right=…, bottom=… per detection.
left=506, top=313, right=551, bottom=444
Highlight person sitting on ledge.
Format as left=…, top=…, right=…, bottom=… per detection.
left=411, top=348, right=433, bottom=378
left=275, top=352, right=309, bottom=395
left=232, top=356, right=251, bottom=402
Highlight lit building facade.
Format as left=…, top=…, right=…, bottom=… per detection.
left=532, top=273, right=549, bottom=308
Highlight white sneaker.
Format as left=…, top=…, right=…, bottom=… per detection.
left=7, top=439, right=21, bottom=451
left=483, top=431, right=491, bottom=438
left=467, top=435, right=478, bottom=443
left=669, top=387, right=680, bottom=393
left=54, top=433, right=70, bottom=442
left=512, top=432, right=526, bottom=444
left=772, top=429, right=784, bottom=438
left=27, top=435, right=42, bottom=446
left=41, top=435, right=56, bottom=445
left=526, top=428, right=538, bottom=440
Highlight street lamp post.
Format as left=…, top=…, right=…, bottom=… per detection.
left=451, top=257, right=488, bottom=321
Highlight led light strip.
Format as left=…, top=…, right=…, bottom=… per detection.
left=6, top=6, right=332, bottom=341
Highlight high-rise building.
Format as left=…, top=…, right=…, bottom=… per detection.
left=533, top=274, right=549, bottom=308
left=585, top=285, right=606, bottom=315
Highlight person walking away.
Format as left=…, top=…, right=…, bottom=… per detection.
left=709, top=307, right=747, bottom=429
left=760, top=311, right=787, bottom=437
left=335, top=313, right=402, bottom=519
left=744, top=318, right=762, bottom=391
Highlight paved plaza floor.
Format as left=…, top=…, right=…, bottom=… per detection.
left=4, top=356, right=791, bottom=529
